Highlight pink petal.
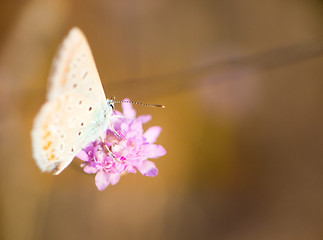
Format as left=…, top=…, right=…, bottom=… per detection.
left=127, top=166, right=137, bottom=174
left=76, top=150, right=90, bottom=161
left=137, top=115, right=152, bottom=123
left=144, top=126, right=162, bottom=143
left=84, top=165, right=98, bottom=174
left=142, top=144, right=167, bottom=158
left=113, top=110, right=122, bottom=116
left=122, top=98, right=136, bottom=119
left=109, top=173, right=121, bottom=185
left=121, top=122, right=129, bottom=132
left=95, top=170, right=110, bottom=191
left=130, top=121, right=143, bottom=135
left=137, top=160, right=158, bottom=177
left=95, top=150, right=107, bottom=163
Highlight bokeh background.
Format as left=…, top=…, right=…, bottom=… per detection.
left=1, top=0, right=323, bottom=239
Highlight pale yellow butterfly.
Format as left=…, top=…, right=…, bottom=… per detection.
left=31, top=27, right=114, bottom=175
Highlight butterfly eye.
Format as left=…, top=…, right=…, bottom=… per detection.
left=109, top=104, right=114, bottom=110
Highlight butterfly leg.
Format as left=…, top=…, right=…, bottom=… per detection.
left=109, top=123, right=126, bottom=140
left=99, top=137, right=122, bottom=163
left=112, top=128, right=125, bottom=140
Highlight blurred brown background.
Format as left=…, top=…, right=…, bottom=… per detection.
left=0, top=0, right=323, bottom=239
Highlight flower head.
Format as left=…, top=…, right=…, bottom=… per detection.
left=76, top=99, right=166, bottom=191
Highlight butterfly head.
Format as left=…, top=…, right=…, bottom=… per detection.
left=107, top=97, right=115, bottom=110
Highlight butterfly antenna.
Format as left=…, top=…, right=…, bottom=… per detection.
left=112, top=100, right=165, bottom=108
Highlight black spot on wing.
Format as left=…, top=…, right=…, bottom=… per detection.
left=82, top=71, right=88, bottom=79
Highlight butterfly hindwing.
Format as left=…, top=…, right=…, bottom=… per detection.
left=32, top=92, right=109, bottom=174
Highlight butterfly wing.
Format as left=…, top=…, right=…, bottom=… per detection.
left=32, top=28, right=112, bottom=175
left=48, top=27, right=107, bottom=107
left=32, top=93, right=109, bottom=175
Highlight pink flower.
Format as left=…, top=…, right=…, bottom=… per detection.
left=76, top=99, right=166, bottom=191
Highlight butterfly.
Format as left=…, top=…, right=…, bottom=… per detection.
left=32, top=27, right=114, bottom=175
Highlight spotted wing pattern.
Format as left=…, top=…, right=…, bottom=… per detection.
left=32, top=28, right=112, bottom=175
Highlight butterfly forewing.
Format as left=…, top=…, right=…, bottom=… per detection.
left=48, top=28, right=107, bottom=107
